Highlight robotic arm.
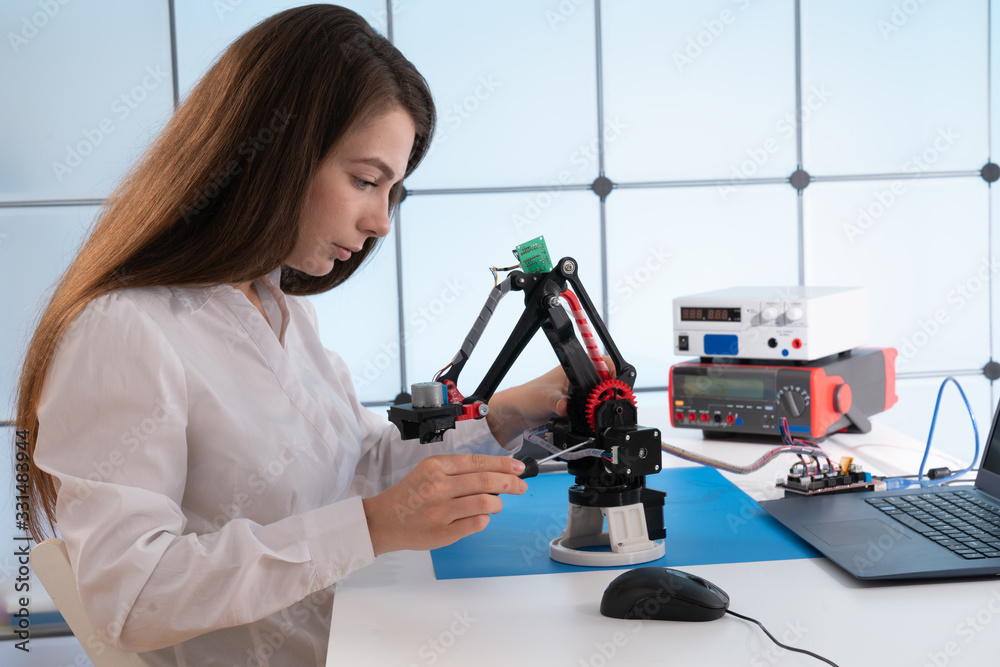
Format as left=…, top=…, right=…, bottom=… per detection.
left=388, top=256, right=667, bottom=567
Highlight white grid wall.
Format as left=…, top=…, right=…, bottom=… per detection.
left=2, top=0, right=997, bottom=464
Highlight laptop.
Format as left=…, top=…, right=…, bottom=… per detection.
left=759, top=406, right=1000, bottom=580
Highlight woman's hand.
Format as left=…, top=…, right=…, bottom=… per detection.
left=485, top=357, right=616, bottom=446
left=361, top=454, right=527, bottom=556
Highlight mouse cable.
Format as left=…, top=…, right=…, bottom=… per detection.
left=725, top=609, right=839, bottom=666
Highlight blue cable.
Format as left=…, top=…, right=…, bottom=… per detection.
left=884, top=377, right=979, bottom=489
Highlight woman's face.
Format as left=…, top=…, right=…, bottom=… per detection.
left=287, top=106, right=416, bottom=276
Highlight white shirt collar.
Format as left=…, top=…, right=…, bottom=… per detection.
left=168, top=266, right=285, bottom=315
left=254, top=266, right=290, bottom=343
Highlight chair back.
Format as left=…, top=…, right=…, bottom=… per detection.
left=31, top=538, right=143, bottom=667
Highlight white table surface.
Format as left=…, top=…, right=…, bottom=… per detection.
left=329, top=413, right=999, bottom=667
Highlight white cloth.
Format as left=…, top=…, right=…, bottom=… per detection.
left=33, top=267, right=513, bottom=666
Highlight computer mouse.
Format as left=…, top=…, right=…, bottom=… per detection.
left=599, top=566, right=730, bottom=622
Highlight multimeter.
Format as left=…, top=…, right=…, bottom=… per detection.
left=669, top=348, right=897, bottom=440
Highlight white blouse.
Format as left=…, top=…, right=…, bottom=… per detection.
left=33, top=267, right=512, bottom=666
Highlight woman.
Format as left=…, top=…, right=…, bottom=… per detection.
left=16, top=6, right=569, bottom=665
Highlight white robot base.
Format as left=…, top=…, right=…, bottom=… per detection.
left=549, top=502, right=665, bottom=567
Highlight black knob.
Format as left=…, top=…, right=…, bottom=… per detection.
left=780, top=390, right=806, bottom=418
left=518, top=458, right=539, bottom=480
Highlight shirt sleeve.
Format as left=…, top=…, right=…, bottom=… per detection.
left=33, top=293, right=373, bottom=653
left=293, top=298, right=521, bottom=498
left=346, top=377, right=519, bottom=497
left=328, top=352, right=520, bottom=496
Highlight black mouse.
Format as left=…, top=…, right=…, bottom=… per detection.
left=600, top=567, right=730, bottom=622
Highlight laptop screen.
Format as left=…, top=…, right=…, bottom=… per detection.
left=976, top=400, right=1000, bottom=498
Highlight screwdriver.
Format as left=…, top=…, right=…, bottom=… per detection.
left=517, top=440, right=592, bottom=479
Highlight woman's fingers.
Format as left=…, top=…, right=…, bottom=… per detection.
left=363, top=453, right=526, bottom=555
left=446, top=470, right=527, bottom=499
left=434, top=452, right=524, bottom=477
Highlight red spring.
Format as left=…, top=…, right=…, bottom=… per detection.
left=560, top=289, right=611, bottom=381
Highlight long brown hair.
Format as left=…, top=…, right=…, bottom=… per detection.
left=15, top=4, right=435, bottom=541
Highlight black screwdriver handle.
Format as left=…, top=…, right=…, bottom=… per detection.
left=517, top=457, right=539, bottom=480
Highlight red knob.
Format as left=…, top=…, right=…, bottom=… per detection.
left=700, top=413, right=710, bottom=422
left=675, top=411, right=684, bottom=422
left=725, top=414, right=735, bottom=424
left=688, top=412, right=697, bottom=421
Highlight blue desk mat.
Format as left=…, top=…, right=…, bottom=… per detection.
left=430, top=466, right=820, bottom=580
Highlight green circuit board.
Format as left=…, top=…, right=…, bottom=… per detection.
left=514, top=236, right=553, bottom=274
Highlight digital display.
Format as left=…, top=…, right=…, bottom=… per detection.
left=680, top=307, right=741, bottom=322
left=676, top=375, right=766, bottom=400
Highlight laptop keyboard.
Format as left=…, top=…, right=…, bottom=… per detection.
left=866, top=490, right=1000, bottom=560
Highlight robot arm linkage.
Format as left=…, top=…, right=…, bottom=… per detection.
left=387, top=257, right=665, bottom=545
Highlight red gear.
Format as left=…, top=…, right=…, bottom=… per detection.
left=584, top=378, right=637, bottom=431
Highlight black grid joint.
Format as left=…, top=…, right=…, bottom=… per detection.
left=984, top=361, right=1000, bottom=381
left=591, top=176, right=614, bottom=200
left=790, top=169, right=811, bottom=191
left=981, top=163, right=1000, bottom=184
